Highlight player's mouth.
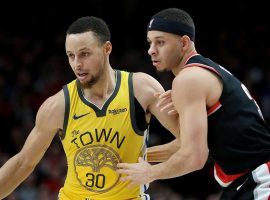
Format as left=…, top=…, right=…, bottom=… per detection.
left=152, top=60, right=161, bottom=67
left=77, top=72, right=88, bottom=81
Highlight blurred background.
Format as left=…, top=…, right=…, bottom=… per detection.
left=0, top=0, right=269, bottom=199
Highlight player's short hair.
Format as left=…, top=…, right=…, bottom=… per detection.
left=67, top=16, right=111, bottom=44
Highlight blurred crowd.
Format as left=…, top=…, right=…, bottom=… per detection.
left=0, top=1, right=269, bottom=199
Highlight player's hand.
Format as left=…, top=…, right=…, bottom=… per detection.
left=155, top=90, right=178, bottom=115
left=117, top=157, right=154, bottom=187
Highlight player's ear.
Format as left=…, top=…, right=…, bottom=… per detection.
left=104, top=41, right=112, bottom=55
left=181, top=35, right=191, bottom=50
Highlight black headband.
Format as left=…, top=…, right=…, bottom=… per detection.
left=147, top=17, right=195, bottom=41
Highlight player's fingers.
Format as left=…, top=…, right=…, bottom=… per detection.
left=126, top=181, right=137, bottom=189
left=168, top=110, right=178, bottom=115
left=158, top=90, right=172, bottom=98
left=160, top=102, right=174, bottom=112
left=157, top=97, right=172, bottom=108
left=117, top=163, right=131, bottom=169
left=120, top=175, right=131, bottom=182
left=116, top=169, right=135, bottom=175
left=138, top=157, right=146, bottom=163
left=117, top=163, right=139, bottom=171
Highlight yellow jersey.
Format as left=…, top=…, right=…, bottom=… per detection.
left=58, top=70, right=149, bottom=200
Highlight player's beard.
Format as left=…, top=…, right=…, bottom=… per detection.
left=156, top=66, right=171, bottom=74
left=84, top=64, right=105, bottom=88
left=156, top=68, right=168, bottom=73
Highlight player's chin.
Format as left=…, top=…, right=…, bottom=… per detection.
left=155, top=66, right=167, bottom=73
left=153, top=63, right=166, bottom=72
left=77, top=78, right=88, bottom=85
left=77, top=79, right=91, bottom=88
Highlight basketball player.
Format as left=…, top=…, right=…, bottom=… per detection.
left=0, top=16, right=179, bottom=200
left=117, top=8, right=270, bottom=199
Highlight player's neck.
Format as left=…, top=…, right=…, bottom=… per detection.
left=172, top=47, right=197, bottom=76
left=82, top=66, right=116, bottom=104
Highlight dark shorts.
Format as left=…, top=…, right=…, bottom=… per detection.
left=220, top=162, right=270, bottom=200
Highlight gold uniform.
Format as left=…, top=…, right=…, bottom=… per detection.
left=58, top=70, right=150, bottom=200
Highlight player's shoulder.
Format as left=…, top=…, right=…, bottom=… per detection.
left=132, top=72, right=164, bottom=106
left=132, top=71, right=150, bottom=79
left=34, top=89, right=65, bottom=132
left=41, top=90, right=65, bottom=111
left=173, top=67, right=221, bottom=100
left=36, top=90, right=65, bottom=124
left=132, top=72, right=160, bottom=87
left=174, top=67, right=215, bottom=86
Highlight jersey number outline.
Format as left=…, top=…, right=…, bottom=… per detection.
left=241, top=83, right=264, bottom=120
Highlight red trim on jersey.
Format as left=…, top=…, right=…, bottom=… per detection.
left=207, top=101, right=222, bottom=116
left=214, top=162, right=248, bottom=187
left=183, top=51, right=199, bottom=65
left=184, top=63, right=221, bottom=76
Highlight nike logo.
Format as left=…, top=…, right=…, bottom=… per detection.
left=148, top=19, right=154, bottom=28
left=73, top=112, right=90, bottom=120
left=236, top=178, right=248, bottom=191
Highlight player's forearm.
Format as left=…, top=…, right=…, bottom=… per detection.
left=147, top=139, right=180, bottom=162
left=147, top=147, right=172, bottom=162
left=149, top=148, right=206, bottom=181
left=0, top=154, right=35, bottom=199
left=164, top=115, right=180, bottom=138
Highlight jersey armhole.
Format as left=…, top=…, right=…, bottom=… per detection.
left=128, top=73, right=149, bottom=136
left=59, top=85, right=70, bottom=140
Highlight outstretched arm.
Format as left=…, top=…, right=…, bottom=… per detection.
left=0, top=90, right=64, bottom=199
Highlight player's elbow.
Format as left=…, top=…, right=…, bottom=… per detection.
left=17, top=152, right=37, bottom=172
left=193, top=157, right=207, bottom=170
left=190, top=150, right=208, bottom=171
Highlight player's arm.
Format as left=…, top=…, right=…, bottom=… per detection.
left=146, top=139, right=180, bottom=162
left=132, top=72, right=180, bottom=162
left=147, top=90, right=181, bottom=162
left=0, top=90, right=65, bottom=199
left=148, top=68, right=209, bottom=180
left=132, top=72, right=179, bottom=138
left=118, top=68, right=209, bottom=184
